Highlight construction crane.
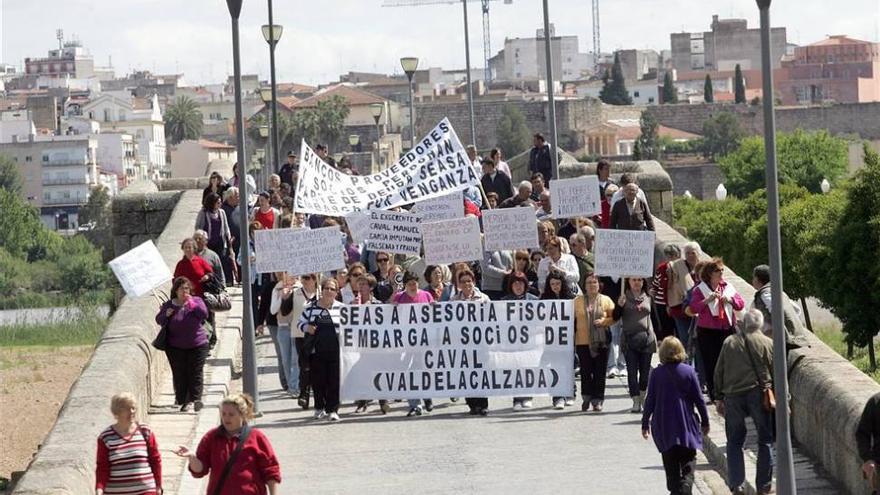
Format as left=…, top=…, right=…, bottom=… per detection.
left=592, top=0, right=601, bottom=76
left=382, top=0, right=513, bottom=83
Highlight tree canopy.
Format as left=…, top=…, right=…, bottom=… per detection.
left=633, top=112, right=660, bottom=160
left=164, top=96, right=204, bottom=145
left=0, top=153, right=22, bottom=195
left=718, top=129, right=848, bottom=196
left=662, top=72, right=678, bottom=104
left=599, top=53, right=633, bottom=106
left=734, top=64, right=746, bottom=104
left=702, top=112, right=744, bottom=160
left=496, top=105, right=532, bottom=158
left=703, top=75, right=714, bottom=103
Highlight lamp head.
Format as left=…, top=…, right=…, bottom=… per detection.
left=400, top=57, right=419, bottom=78
left=820, top=178, right=831, bottom=194
left=260, top=87, right=272, bottom=103
left=348, top=134, right=360, bottom=146
left=369, top=103, right=384, bottom=119
left=715, top=183, right=728, bottom=201
left=756, top=0, right=771, bottom=9
left=259, top=125, right=270, bottom=138
left=261, top=24, right=283, bottom=43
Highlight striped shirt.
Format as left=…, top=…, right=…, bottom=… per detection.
left=96, top=423, right=162, bottom=494
left=298, top=300, right=343, bottom=354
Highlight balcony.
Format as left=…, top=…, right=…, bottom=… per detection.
left=42, top=159, right=89, bottom=167
left=42, top=177, right=87, bottom=186
left=43, top=197, right=87, bottom=206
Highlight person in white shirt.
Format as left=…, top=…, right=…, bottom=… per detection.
left=489, top=148, right=512, bottom=178
left=466, top=145, right=482, bottom=173
left=536, top=237, right=580, bottom=294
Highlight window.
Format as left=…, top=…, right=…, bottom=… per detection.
left=103, top=109, right=111, bottom=122
left=648, top=97, right=655, bottom=103
left=634, top=91, right=640, bottom=97
left=118, top=110, right=126, bottom=121
left=44, top=192, right=51, bottom=201
left=25, top=156, right=32, bottom=162
left=42, top=155, right=49, bottom=162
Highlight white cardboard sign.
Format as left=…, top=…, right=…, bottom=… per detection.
left=551, top=176, right=601, bottom=219
left=420, top=216, right=483, bottom=266
left=365, top=210, right=422, bottom=256
left=108, top=240, right=173, bottom=298
left=482, top=208, right=540, bottom=252
left=254, top=226, right=346, bottom=275
left=593, top=229, right=656, bottom=278
left=413, top=190, right=463, bottom=224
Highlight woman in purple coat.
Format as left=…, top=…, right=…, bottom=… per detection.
left=641, top=337, right=710, bottom=495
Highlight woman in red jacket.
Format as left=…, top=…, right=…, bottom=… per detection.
left=174, top=237, right=213, bottom=296
left=174, top=393, right=280, bottom=495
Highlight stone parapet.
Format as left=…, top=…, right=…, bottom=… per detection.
left=12, top=189, right=203, bottom=494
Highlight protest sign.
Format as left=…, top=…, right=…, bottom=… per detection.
left=482, top=208, right=540, bottom=252
left=420, top=216, right=483, bottom=266
left=413, top=190, right=463, bottom=224
left=338, top=300, right=575, bottom=400
left=345, top=210, right=371, bottom=244
left=365, top=210, right=422, bottom=256
left=254, top=226, right=346, bottom=275
left=593, top=229, right=656, bottom=278
left=108, top=240, right=173, bottom=298
left=293, top=118, right=479, bottom=216
left=551, top=176, right=601, bottom=218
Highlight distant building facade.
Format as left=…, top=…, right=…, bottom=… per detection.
left=670, top=15, right=787, bottom=73
left=489, top=24, right=592, bottom=83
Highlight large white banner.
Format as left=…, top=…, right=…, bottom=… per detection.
left=420, top=216, right=483, bottom=266
left=413, top=190, right=463, bottom=224
left=254, top=226, right=346, bottom=275
left=365, top=210, right=422, bottom=256
left=109, top=240, right=173, bottom=297
left=551, top=176, right=601, bottom=218
left=482, top=207, right=540, bottom=252
left=594, top=229, right=656, bottom=278
left=339, top=300, right=574, bottom=400
left=293, top=118, right=479, bottom=216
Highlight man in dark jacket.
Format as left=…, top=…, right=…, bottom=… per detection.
left=528, top=134, right=553, bottom=182
left=480, top=158, right=513, bottom=204
left=609, top=182, right=655, bottom=231
left=279, top=151, right=298, bottom=189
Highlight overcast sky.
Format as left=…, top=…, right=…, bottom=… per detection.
left=1, top=0, right=878, bottom=86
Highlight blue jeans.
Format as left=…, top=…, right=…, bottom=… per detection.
left=724, top=387, right=775, bottom=491
left=277, top=325, right=299, bottom=393
left=607, top=322, right=627, bottom=372
left=267, top=325, right=286, bottom=390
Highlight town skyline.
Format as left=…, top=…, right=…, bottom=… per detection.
left=2, top=0, right=878, bottom=86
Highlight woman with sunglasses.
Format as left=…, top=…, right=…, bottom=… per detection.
left=371, top=252, right=395, bottom=302
left=298, top=278, right=345, bottom=422
left=503, top=250, right=539, bottom=297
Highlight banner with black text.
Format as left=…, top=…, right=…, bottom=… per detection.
left=293, top=118, right=479, bottom=215
left=338, top=300, right=575, bottom=400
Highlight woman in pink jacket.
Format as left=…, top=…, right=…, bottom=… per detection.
left=687, top=258, right=745, bottom=402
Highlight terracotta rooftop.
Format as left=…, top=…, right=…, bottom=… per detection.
left=276, top=82, right=317, bottom=94
left=292, top=84, right=386, bottom=108
left=808, top=35, right=874, bottom=46
left=198, top=139, right=235, bottom=149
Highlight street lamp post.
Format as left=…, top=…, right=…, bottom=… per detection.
left=461, top=0, right=477, bottom=147
left=259, top=125, right=270, bottom=189
left=261, top=1, right=283, bottom=176
left=225, top=0, right=259, bottom=413
left=369, top=103, right=383, bottom=171
left=259, top=88, right=274, bottom=189
left=348, top=134, right=360, bottom=153
left=541, top=0, right=559, bottom=181
left=400, top=57, right=419, bottom=150
left=757, top=0, right=796, bottom=493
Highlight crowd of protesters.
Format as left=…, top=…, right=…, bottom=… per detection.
left=112, top=140, right=838, bottom=495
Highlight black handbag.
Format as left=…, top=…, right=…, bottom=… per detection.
left=152, top=321, right=169, bottom=351
left=202, top=272, right=226, bottom=295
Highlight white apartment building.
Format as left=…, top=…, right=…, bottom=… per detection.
left=488, top=25, right=592, bottom=82
left=82, top=93, right=167, bottom=178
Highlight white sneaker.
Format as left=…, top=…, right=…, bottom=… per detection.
left=512, top=401, right=522, bottom=411
left=564, top=398, right=575, bottom=406
left=521, top=399, right=534, bottom=409
left=553, top=398, right=565, bottom=410
left=314, top=410, right=327, bottom=420
left=606, top=369, right=618, bottom=378
left=328, top=412, right=340, bottom=422
left=618, top=368, right=628, bottom=377
left=630, top=397, right=642, bottom=413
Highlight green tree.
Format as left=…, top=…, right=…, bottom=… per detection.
left=820, top=145, right=880, bottom=366
left=0, top=189, right=63, bottom=261
left=734, top=64, right=746, bottom=104
left=0, top=153, right=22, bottom=194
left=164, top=96, right=204, bottom=145
left=78, top=186, right=114, bottom=261
left=662, top=72, right=678, bottom=104
left=718, top=129, right=848, bottom=196
left=55, top=235, right=109, bottom=294
left=634, top=112, right=660, bottom=160
left=599, top=53, right=633, bottom=105
left=702, top=112, right=744, bottom=160
left=496, top=105, right=532, bottom=158
left=703, top=74, right=714, bottom=103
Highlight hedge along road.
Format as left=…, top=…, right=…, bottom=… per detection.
left=0, top=305, right=110, bottom=327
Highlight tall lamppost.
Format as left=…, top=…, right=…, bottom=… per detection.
left=259, top=125, right=270, bottom=189
left=369, top=103, right=383, bottom=171
left=400, top=57, right=419, bottom=150
left=460, top=0, right=477, bottom=147
left=261, top=2, right=283, bottom=175
left=541, top=0, right=559, bottom=181
left=757, top=0, right=795, bottom=492
left=225, top=0, right=259, bottom=413
left=259, top=87, right=274, bottom=188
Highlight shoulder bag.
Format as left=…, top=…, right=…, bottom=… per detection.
left=742, top=334, right=776, bottom=412
left=153, top=301, right=173, bottom=351
left=213, top=424, right=252, bottom=495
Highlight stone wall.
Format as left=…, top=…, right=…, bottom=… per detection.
left=111, top=180, right=183, bottom=259
left=654, top=217, right=876, bottom=495
left=13, top=186, right=204, bottom=494
left=647, top=101, right=880, bottom=140
left=414, top=98, right=644, bottom=149
left=664, top=162, right=725, bottom=199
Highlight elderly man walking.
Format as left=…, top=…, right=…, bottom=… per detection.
left=714, top=309, right=775, bottom=495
